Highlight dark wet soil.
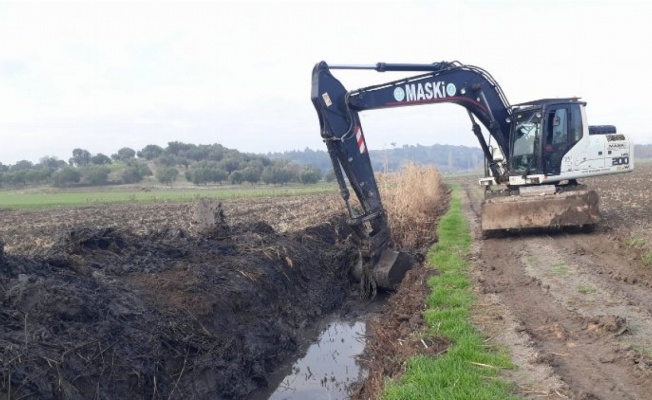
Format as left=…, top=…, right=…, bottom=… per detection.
left=0, top=183, right=455, bottom=400
left=0, top=200, right=361, bottom=400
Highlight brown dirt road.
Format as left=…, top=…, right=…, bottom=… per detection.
left=463, top=164, right=652, bottom=399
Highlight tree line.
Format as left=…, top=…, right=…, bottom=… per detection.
left=268, top=143, right=652, bottom=173
left=267, top=143, right=486, bottom=174
left=0, top=142, right=325, bottom=188
left=4, top=142, right=650, bottom=189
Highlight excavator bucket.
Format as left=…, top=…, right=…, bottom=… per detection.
left=352, top=248, right=415, bottom=290
left=481, top=186, right=600, bottom=232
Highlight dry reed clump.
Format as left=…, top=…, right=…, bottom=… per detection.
left=377, top=163, right=445, bottom=249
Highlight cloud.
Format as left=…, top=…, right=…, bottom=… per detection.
left=0, top=0, right=651, bottom=164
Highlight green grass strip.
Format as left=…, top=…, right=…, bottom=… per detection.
left=382, top=185, right=520, bottom=400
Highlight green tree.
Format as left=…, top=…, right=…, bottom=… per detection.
left=25, top=169, right=51, bottom=184
left=155, top=167, right=179, bottom=185
left=230, top=170, right=244, bottom=185
left=112, top=147, right=136, bottom=162
left=261, top=165, right=294, bottom=185
left=189, top=168, right=213, bottom=185
left=80, top=165, right=110, bottom=185
left=218, top=156, right=241, bottom=173
left=207, top=145, right=225, bottom=161
left=120, top=162, right=151, bottom=184
left=137, top=144, right=164, bottom=160
left=39, top=156, right=61, bottom=169
left=121, top=167, right=143, bottom=184
left=178, top=157, right=190, bottom=169
left=260, top=167, right=273, bottom=184
left=52, top=168, right=81, bottom=187
left=7, top=171, right=27, bottom=186
left=137, top=162, right=153, bottom=177
left=69, top=148, right=91, bottom=167
left=300, top=166, right=321, bottom=184
left=91, top=153, right=112, bottom=165
left=242, top=167, right=261, bottom=185
left=324, top=169, right=336, bottom=182
left=154, top=154, right=178, bottom=167
left=185, top=145, right=210, bottom=161
left=11, top=160, right=34, bottom=171
left=212, top=168, right=228, bottom=184
left=244, top=159, right=265, bottom=174
left=166, top=141, right=194, bottom=156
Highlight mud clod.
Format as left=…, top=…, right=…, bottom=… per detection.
left=587, top=315, right=628, bottom=335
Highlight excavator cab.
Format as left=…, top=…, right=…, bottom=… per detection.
left=482, top=99, right=621, bottom=232
left=506, top=99, right=585, bottom=180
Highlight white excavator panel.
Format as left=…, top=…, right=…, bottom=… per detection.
left=542, top=132, right=633, bottom=183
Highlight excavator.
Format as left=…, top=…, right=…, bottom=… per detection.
left=311, top=60, right=634, bottom=291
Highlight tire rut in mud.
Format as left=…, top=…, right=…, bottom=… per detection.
left=464, top=184, right=652, bottom=399
left=0, top=203, right=358, bottom=400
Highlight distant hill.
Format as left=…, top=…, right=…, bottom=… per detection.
left=266, top=144, right=485, bottom=174
left=268, top=143, right=652, bottom=174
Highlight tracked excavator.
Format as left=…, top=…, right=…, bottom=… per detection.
left=311, top=61, right=634, bottom=291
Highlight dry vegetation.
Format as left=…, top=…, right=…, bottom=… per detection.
left=379, top=163, right=447, bottom=249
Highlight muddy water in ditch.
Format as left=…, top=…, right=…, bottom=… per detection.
left=253, top=299, right=386, bottom=400
left=266, top=319, right=365, bottom=399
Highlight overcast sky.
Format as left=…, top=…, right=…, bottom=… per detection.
left=1, top=0, right=651, bottom=164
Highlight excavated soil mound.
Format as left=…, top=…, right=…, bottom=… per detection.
left=0, top=202, right=358, bottom=400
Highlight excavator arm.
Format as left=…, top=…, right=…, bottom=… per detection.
left=310, top=60, right=514, bottom=290
left=312, top=61, right=514, bottom=179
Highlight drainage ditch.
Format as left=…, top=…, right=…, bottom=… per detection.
left=253, top=296, right=388, bottom=400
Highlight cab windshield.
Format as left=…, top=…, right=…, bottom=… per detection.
left=510, top=110, right=542, bottom=173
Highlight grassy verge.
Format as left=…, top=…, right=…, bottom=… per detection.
left=382, top=185, right=519, bottom=400
left=0, top=183, right=335, bottom=210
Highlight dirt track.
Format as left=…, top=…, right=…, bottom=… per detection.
left=464, top=163, right=652, bottom=399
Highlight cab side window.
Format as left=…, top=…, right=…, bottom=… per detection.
left=551, top=108, right=567, bottom=144
left=569, top=106, right=583, bottom=144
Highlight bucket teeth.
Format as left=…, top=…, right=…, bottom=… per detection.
left=352, top=249, right=415, bottom=291
left=481, top=189, right=600, bottom=232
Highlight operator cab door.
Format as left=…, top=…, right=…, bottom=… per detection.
left=542, top=104, right=583, bottom=175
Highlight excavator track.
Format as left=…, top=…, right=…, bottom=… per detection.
left=481, top=185, right=600, bottom=232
